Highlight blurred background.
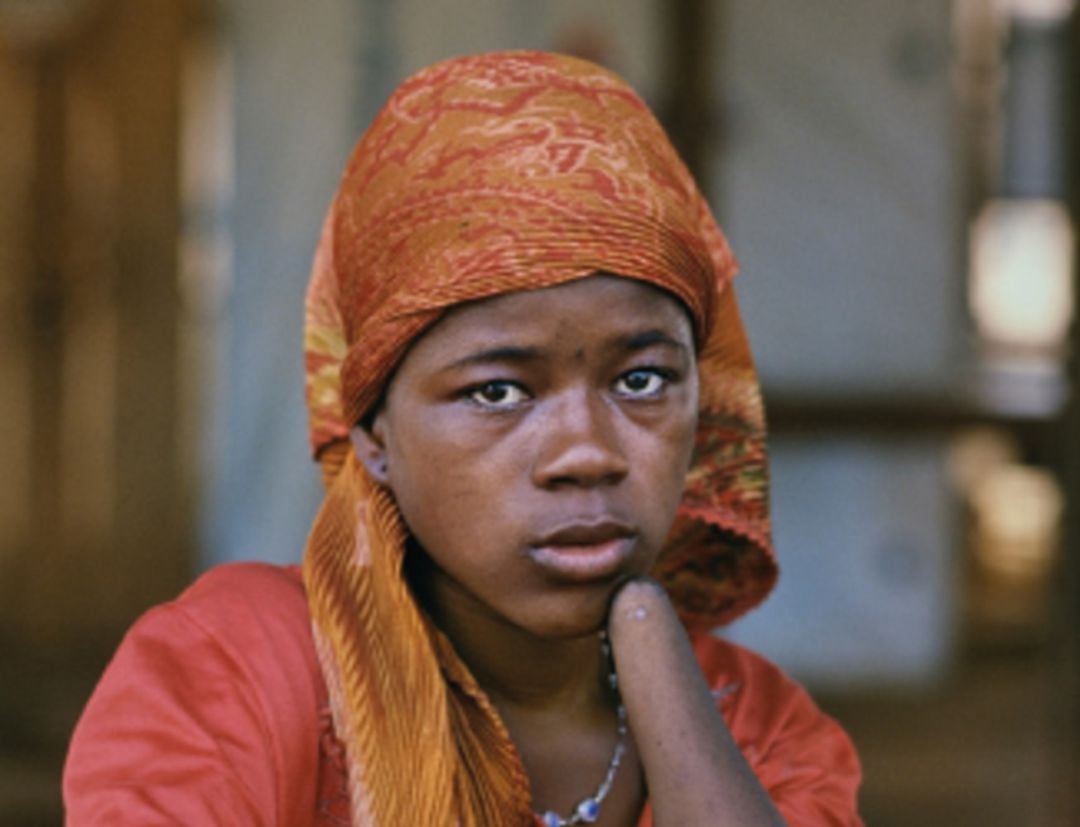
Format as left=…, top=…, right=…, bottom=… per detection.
left=0, top=0, right=1077, bottom=824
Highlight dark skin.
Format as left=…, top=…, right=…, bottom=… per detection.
left=350, top=276, right=785, bottom=826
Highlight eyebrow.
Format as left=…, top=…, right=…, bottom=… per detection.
left=614, top=329, right=690, bottom=355
left=442, top=345, right=545, bottom=372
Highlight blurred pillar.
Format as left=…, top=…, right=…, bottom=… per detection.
left=1002, top=19, right=1071, bottom=198
left=26, top=47, right=67, bottom=640
left=105, top=0, right=192, bottom=631
left=1062, top=10, right=1080, bottom=824
left=660, top=0, right=718, bottom=184
left=1, top=0, right=198, bottom=653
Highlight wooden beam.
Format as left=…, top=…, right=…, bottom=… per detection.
left=24, top=47, right=67, bottom=644
left=104, top=0, right=192, bottom=624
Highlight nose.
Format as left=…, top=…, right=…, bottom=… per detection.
left=532, top=387, right=629, bottom=488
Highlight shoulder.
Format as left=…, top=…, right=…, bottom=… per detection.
left=64, top=563, right=326, bottom=825
left=691, top=634, right=812, bottom=712
left=172, top=562, right=310, bottom=643
left=691, top=634, right=864, bottom=827
left=120, top=561, right=325, bottom=744
left=115, top=562, right=318, bottom=693
left=176, top=560, right=307, bottom=616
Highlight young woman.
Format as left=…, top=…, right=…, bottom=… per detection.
left=64, top=51, right=862, bottom=826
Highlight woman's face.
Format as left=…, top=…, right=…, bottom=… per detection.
left=356, top=275, right=699, bottom=639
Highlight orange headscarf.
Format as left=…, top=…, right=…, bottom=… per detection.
left=302, top=51, right=776, bottom=826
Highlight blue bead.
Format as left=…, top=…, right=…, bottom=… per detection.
left=576, top=798, right=600, bottom=823
left=541, top=811, right=562, bottom=827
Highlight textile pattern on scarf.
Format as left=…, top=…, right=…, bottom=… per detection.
left=302, top=51, right=777, bottom=826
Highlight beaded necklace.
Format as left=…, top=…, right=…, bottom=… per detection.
left=535, top=632, right=627, bottom=827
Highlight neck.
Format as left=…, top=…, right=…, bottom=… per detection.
left=446, top=604, right=606, bottom=713
left=407, top=553, right=608, bottom=713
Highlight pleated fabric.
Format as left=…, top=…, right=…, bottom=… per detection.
left=301, top=51, right=777, bottom=825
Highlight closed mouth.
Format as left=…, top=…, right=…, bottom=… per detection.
left=528, top=519, right=638, bottom=582
left=532, top=519, right=636, bottom=548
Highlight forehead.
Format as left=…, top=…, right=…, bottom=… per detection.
left=416, top=275, right=693, bottom=349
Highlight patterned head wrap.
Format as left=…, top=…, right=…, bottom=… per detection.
left=302, top=51, right=776, bottom=825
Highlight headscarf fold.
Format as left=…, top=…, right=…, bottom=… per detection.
left=302, top=51, right=776, bottom=826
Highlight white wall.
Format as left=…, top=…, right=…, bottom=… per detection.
left=718, top=0, right=966, bottom=685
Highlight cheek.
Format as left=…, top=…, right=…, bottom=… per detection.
left=657, top=426, right=697, bottom=507
left=661, top=406, right=699, bottom=501
left=386, top=422, right=515, bottom=547
left=630, top=409, right=698, bottom=528
left=657, top=391, right=699, bottom=473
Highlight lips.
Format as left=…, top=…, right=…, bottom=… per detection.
left=528, top=519, right=638, bottom=582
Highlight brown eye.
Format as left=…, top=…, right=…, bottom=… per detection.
left=468, top=381, right=529, bottom=409
left=614, top=369, right=668, bottom=398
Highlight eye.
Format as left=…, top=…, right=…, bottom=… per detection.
left=467, top=380, right=530, bottom=409
left=613, top=368, right=670, bottom=398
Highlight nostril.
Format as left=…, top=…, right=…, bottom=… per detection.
left=531, top=390, right=629, bottom=487
left=533, top=438, right=629, bottom=488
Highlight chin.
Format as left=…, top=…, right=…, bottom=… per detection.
left=514, top=588, right=615, bottom=640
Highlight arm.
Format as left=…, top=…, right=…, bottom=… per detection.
left=608, top=578, right=787, bottom=827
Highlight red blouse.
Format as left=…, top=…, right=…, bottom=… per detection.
left=64, top=563, right=862, bottom=825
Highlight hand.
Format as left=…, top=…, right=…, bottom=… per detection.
left=607, top=578, right=787, bottom=826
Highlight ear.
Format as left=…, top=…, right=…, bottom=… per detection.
left=348, top=416, right=390, bottom=485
